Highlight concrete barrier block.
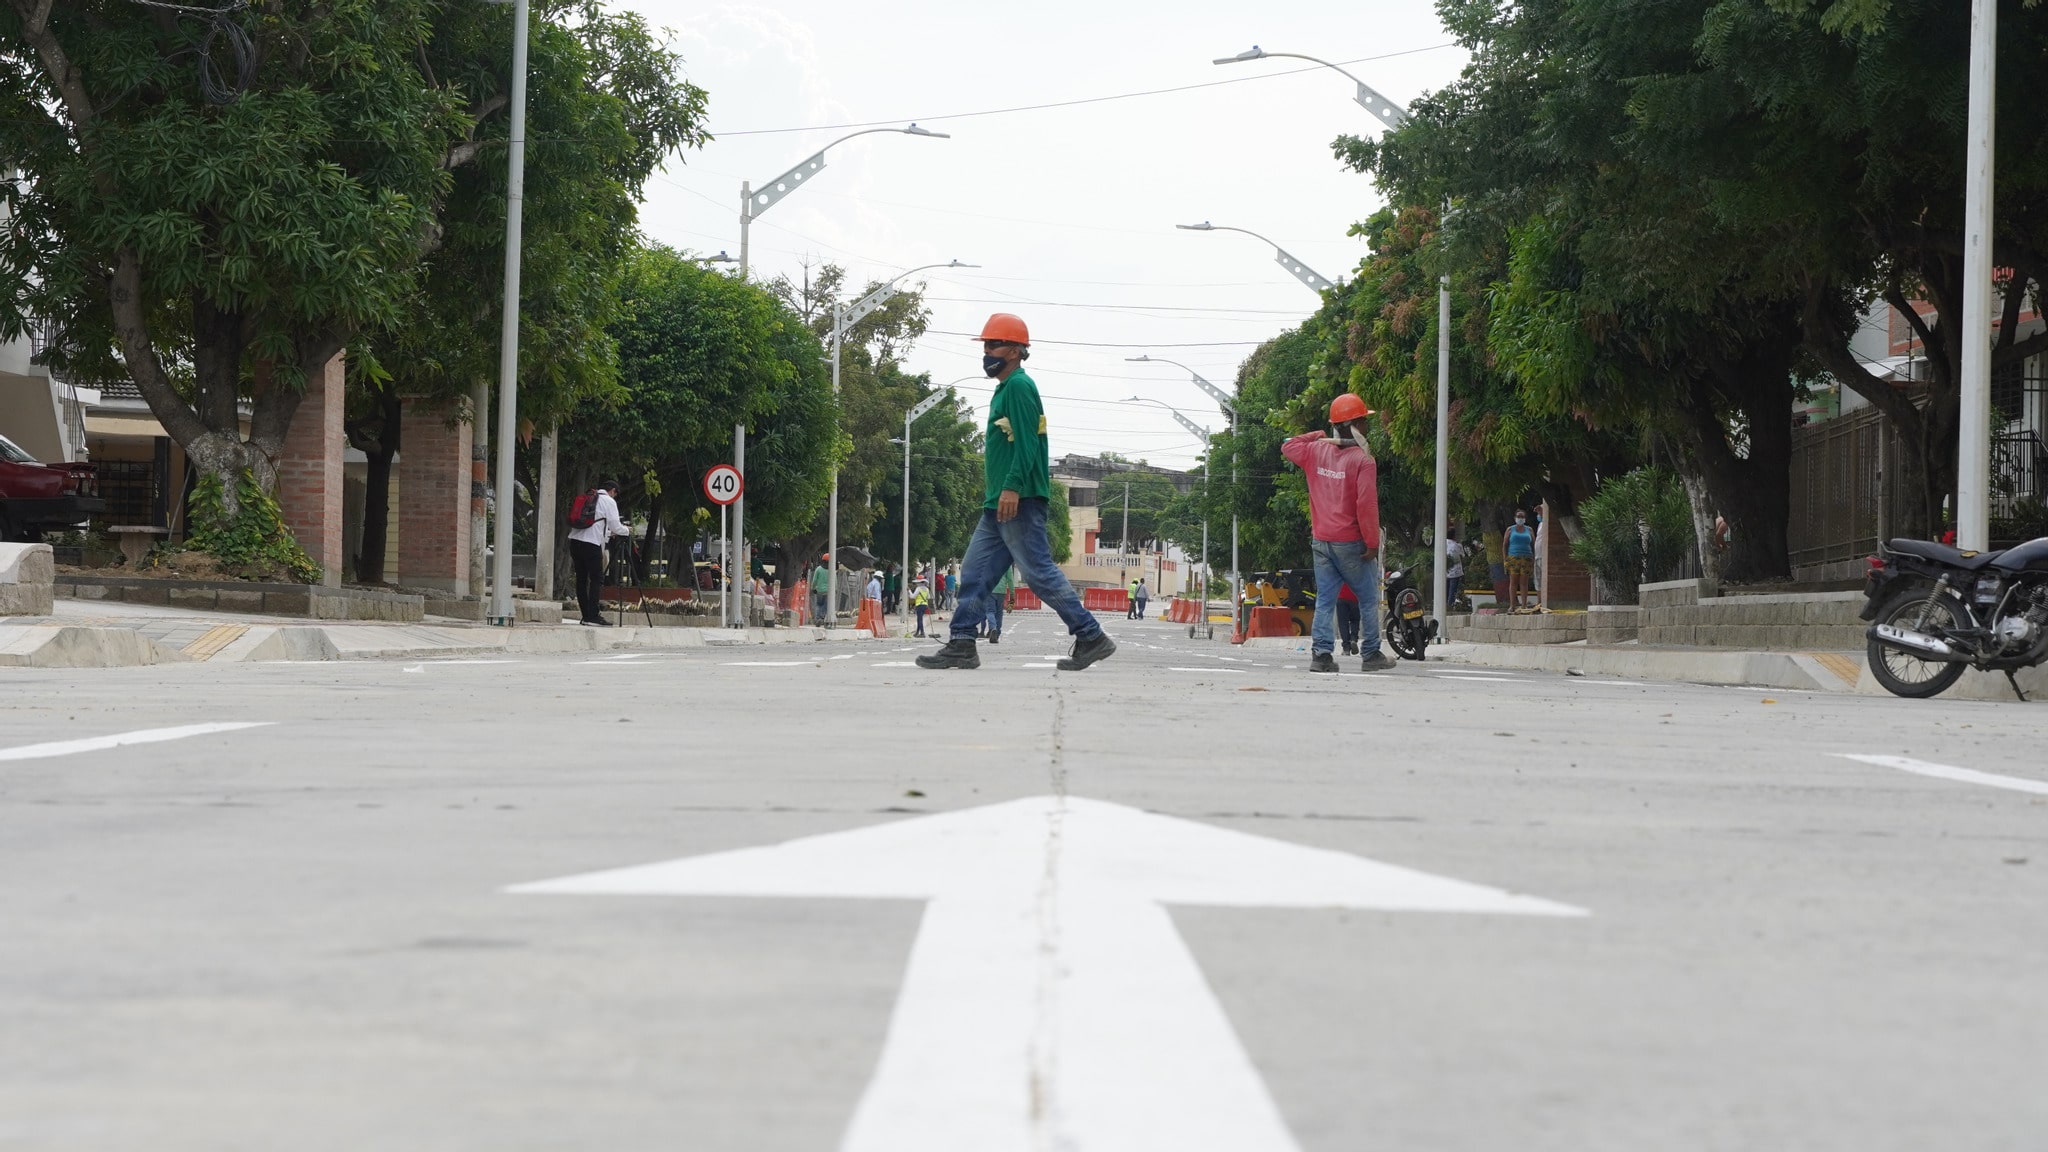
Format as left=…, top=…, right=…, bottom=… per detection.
left=263, top=589, right=313, bottom=614
left=167, top=587, right=217, bottom=610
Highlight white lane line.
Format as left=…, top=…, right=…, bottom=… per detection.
left=0, top=722, right=274, bottom=763
left=589, top=653, right=651, bottom=661
left=721, top=660, right=816, bottom=667
left=1435, top=675, right=1521, bottom=682
left=1169, top=666, right=1244, bottom=673
left=1022, top=662, right=1057, bottom=668
left=873, top=661, right=919, bottom=667
left=830, top=654, right=855, bottom=660
left=1837, top=754, right=2048, bottom=797
left=428, top=659, right=519, bottom=665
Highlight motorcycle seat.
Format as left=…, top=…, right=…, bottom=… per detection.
left=1884, top=538, right=2003, bottom=571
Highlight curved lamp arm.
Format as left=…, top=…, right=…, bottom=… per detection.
left=1175, top=221, right=1335, bottom=295
left=749, top=124, right=949, bottom=219
left=1212, top=46, right=1410, bottom=130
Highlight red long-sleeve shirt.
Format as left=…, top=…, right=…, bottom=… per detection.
left=1281, top=431, right=1381, bottom=549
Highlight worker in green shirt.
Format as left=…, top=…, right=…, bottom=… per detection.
left=809, top=553, right=830, bottom=625
left=918, top=313, right=1114, bottom=671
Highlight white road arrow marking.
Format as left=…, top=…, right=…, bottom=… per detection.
left=510, top=795, right=1584, bottom=1151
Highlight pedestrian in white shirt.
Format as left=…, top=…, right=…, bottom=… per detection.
left=567, top=479, right=629, bottom=626
left=865, top=570, right=882, bottom=602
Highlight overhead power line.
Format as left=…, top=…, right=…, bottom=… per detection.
left=930, top=330, right=1267, bottom=348
left=710, top=44, right=1458, bottom=136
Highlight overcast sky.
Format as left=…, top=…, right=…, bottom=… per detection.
left=612, top=0, right=1469, bottom=470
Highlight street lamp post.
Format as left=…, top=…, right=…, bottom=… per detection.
left=898, top=382, right=969, bottom=636
left=484, top=0, right=531, bottom=626
left=827, top=261, right=978, bottom=625
left=1210, top=44, right=1451, bottom=624
left=728, top=124, right=949, bottom=628
left=1125, top=395, right=1212, bottom=618
left=1128, top=356, right=1238, bottom=627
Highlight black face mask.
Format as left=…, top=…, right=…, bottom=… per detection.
left=982, top=354, right=1008, bottom=378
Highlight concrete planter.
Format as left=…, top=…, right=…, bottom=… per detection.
left=1445, top=610, right=1588, bottom=645
left=0, top=543, right=55, bottom=616
left=1586, top=604, right=1639, bottom=644
left=56, top=575, right=423, bottom=622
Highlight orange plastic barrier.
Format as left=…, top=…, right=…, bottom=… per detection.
left=1082, top=587, right=1133, bottom=612
left=1169, top=597, right=1201, bottom=623
left=856, top=597, right=889, bottom=636
left=1013, top=586, right=1043, bottom=610
left=1245, top=605, right=1295, bottom=638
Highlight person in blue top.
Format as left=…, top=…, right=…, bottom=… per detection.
left=1502, top=508, right=1537, bottom=613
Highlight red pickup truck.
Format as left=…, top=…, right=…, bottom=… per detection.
left=0, top=432, right=104, bottom=542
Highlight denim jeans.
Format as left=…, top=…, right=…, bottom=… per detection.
left=985, top=593, right=1004, bottom=634
left=1311, top=539, right=1382, bottom=656
left=950, top=499, right=1101, bottom=641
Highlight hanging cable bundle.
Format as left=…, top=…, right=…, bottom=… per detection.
left=123, top=0, right=255, bottom=106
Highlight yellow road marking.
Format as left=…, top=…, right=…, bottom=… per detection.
left=181, top=624, right=248, bottom=661
left=1809, top=651, right=1860, bottom=686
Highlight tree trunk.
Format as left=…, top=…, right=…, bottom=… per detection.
left=358, top=445, right=395, bottom=583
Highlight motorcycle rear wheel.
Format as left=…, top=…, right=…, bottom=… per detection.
left=1867, top=585, right=1969, bottom=699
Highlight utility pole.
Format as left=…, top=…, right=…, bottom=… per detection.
left=486, top=0, right=529, bottom=626
left=731, top=423, right=745, bottom=627
left=1957, top=0, right=1999, bottom=551
left=535, top=429, right=557, bottom=600
left=1121, top=480, right=1132, bottom=587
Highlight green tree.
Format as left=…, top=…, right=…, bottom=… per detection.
left=1, top=2, right=466, bottom=551
left=348, top=2, right=707, bottom=581
left=559, top=245, right=834, bottom=577
left=871, top=388, right=984, bottom=571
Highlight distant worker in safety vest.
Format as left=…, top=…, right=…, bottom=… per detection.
left=1281, top=394, right=1394, bottom=673
left=918, top=313, right=1114, bottom=671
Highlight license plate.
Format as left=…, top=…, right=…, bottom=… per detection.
left=1402, top=609, right=1424, bottom=620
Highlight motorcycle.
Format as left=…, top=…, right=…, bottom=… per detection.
left=1382, top=565, right=1437, bottom=661
left=1861, top=535, right=2048, bottom=699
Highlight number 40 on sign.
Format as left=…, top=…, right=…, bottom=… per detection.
left=702, top=464, right=743, bottom=506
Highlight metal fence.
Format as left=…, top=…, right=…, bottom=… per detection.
left=1788, top=407, right=1904, bottom=573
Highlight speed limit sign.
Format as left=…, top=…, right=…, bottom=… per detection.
left=702, top=463, right=744, bottom=506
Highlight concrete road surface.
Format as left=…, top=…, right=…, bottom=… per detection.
left=1, top=616, right=2042, bottom=1151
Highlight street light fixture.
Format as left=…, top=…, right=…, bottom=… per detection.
left=1128, top=356, right=1239, bottom=630
left=1175, top=221, right=1334, bottom=295
left=826, top=261, right=980, bottom=625
left=1203, top=44, right=1452, bottom=629
left=693, top=250, right=737, bottom=265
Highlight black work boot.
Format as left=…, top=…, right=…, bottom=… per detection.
left=1057, top=631, right=1117, bottom=671
left=1360, top=650, right=1396, bottom=672
left=987, top=629, right=1001, bottom=645
left=1310, top=652, right=1339, bottom=674
left=915, top=638, right=980, bottom=670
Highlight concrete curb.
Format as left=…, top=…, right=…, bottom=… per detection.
left=0, top=624, right=187, bottom=668
left=1431, top=641, right=1855, bottom=692
left=0, top=621, right=888, bottom=668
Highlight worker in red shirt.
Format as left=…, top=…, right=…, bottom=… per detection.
left=1281, top=394, right=1394, bottom=673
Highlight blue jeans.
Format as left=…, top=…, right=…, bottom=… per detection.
left=1311, top=540, right=1382, bottom=656
left=951, top=500, right=1101, bottom=641
left=985, top=593, right=1004, bottom=634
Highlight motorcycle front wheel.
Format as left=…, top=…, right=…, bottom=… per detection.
left=1867, top=585, right=1969, bottom=699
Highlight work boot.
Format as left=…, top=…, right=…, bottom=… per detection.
left=1310, top=652, right=1339, bottom=674
left=1360, top=651, right=1396, bottom=672
left=987, top=629, right=1001, bottom=645
left=915, top=638, right=980, bottom=670
left=1057, top=631, right=1117, bottom=671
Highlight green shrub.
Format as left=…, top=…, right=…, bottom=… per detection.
left=175, top=470, right=322, bottom=584
left=1569, top=468, right=1693, bottom=604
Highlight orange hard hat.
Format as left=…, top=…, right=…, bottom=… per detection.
left=976, top=313, right=1030, bottom=345
left=1329, top=393, right=1372, bottom=424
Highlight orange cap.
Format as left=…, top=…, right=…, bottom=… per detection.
left=976, top=313, right=1030, bottom=345
left=1329, top=393, right=1372, bottom=424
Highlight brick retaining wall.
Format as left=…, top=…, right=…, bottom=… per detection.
left=58, top=576, right=423, bottom=622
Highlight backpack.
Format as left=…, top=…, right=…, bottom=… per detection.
left=567, top=488, right=601, bottom=529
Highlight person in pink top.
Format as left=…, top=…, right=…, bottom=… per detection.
left=1281, top=394, right=1394, bottom=673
